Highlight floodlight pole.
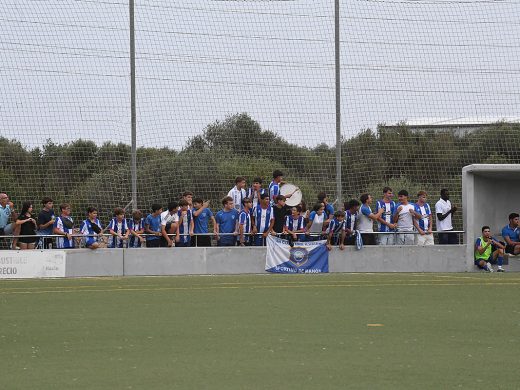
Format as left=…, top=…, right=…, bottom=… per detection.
left=335, top=0, right=342, bottom=207
left=130, top=0, right=137, bottom=210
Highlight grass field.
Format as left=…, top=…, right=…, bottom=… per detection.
left=1, top=273, right=520, bottom=389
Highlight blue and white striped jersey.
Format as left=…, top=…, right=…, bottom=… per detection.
left=239, top=210, right=252, bottom=234
left=128, top=218, right=144, bottom=248
left=285, top=215, right=305, bottom=232
left=253, top=205, right=274, bottom=233
left=246, top=187, right=267, bottom=210
left=344, top=210, right=357, bottom=236
left=177, top=209, right=193, bottom=244
left=414, top=203, right=432, bottom=231
left=80, top=218, right=102, bottom=247
left=376, top=200, right=397, bottom=232
left=107, top=218, right=129, bottom=248
left=268, top=181, right=280, bottom=205
left=54, top=216, right=75, bottom=249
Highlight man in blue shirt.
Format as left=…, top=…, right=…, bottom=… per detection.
left=502, top=213, right=520, bottom=255
left=145, top=203, right=163, bottom=248
left=192, top=197, right=215, bottom=247
left=215, top=196, right=239, bottom=247
left=0, top=193, right=17, bottom=249
left=317, top=192, right=335, bottom=220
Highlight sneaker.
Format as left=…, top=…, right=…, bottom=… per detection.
left=497, top=267, right=505, bottom=273
left=486, top=262, right=494, bottom=272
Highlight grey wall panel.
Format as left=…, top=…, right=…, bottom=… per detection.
left=329, top=245, right=467, bottom=273
left=205, top=247, right=265, bottom=274
left=123, top=248, right=206, bottom=275
left=65, top=249, right=124, bottom=277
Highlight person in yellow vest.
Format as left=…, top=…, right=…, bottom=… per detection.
left=475, top=226, right=505, bottom=272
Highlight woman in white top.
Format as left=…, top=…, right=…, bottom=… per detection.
left=305, top=203, right=329, bottom=241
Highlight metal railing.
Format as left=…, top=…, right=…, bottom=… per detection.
left=0, top=230, right=464, bottom=249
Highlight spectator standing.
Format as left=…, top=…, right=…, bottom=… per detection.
left=160, top=202, right=179, bottom=248
left=252, top=193, right=274, bottom=246
left=128, top=210, right=145, bottom=248
left=501, top=213, right=520, bottom=256
left=228, top=176, right=247, bottom=212
left=268, top=170, right=283, bottom=205
left=317, top=192, right=335, bottom=220
left=15, top=201, right=38, bottom=250
left=475, top=226, right=505, bottom=272
left=37, top=197, right=55, bottom=249
left=413, top=191, right=434, bottom=246
left=182, top=191, right=194, bottom=210
left=357, top=193, right=384, bottom=246
left=215, top=196, right=239, bottom=247
left=393, top=190, right=416, bottom=245
left=344, top=199, right=360, bottom=246
left=0, top=193, right=17, bottom=249
left=246, top=177, right=266, bottom=210
left=376, top=187, right=397, bottom=245
left=80, top=207, right=103, bottom=250
left=145, top=204, right=163, bottom=248
left=272, top=195, right=291, bottom=236
left=53, top=203, right=75, bottom=249
left=107, top=208, right=130, bottom=248
left=238, top=198, right=253, bottom=246
left=192, top=198, right=215, bottom=247
left=175, top=199, right=194, bottom=247
left=435, top=189, right=458, bottom=244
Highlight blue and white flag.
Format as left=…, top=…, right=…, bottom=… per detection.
left=265, top=235, right=329, bottom=274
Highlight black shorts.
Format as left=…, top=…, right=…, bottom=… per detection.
left=361, top=233, right=376, bottom=246
left=506, top=244, right=517, bottom=255
left=146, top=239, right=161, bottom=248
left=192, top=235, right=212, bottom=247
left=18, top=237, right=38, bottom=244
left=344, top=235, right=356, bottom=246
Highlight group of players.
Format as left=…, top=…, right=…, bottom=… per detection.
left=0, top=170, right=462, bottom=252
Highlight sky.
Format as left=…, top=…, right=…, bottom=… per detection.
left=2, top=0, right=520, bottom=149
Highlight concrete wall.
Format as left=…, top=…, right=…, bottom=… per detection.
left=65, top=249, right=124, bottom=277
left=0, top=245, right=469, bottom=279
left=462, top=164, right=520, bottom=266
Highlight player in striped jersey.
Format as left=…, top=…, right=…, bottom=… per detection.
left=326, top=211, right=346, bottom=250
left=80, top=207, right=103, bottom=250
left=128, top=210, right=145, bottom=248
left=376, top=187, right=397, bottom=245
left=238, top=198, right=253, bottom=246
left=53, top=203, right=75, bottom=249
left=344, top=199, right=360, bottom=246
left=283, top=205, right=306, bottom=244
left=175, top=199, right=194, bottom=247
left=413, top=191, right=434, bottom=246
left=252, top=193, right=274, bottom=246
left=107, top=207, right=130, bottom=248
left=246, top=177, right=266, bottom=211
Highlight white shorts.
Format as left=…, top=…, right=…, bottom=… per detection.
left=378, top=234, right=395, bottom=245
left=416, top=233, right=434, bottom=246
left=397, top=232, right=415, bottom=245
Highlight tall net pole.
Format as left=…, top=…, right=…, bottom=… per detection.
left=335, top=0, right=342, bottom=208
left=130, top=0, right=137, bottom=210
